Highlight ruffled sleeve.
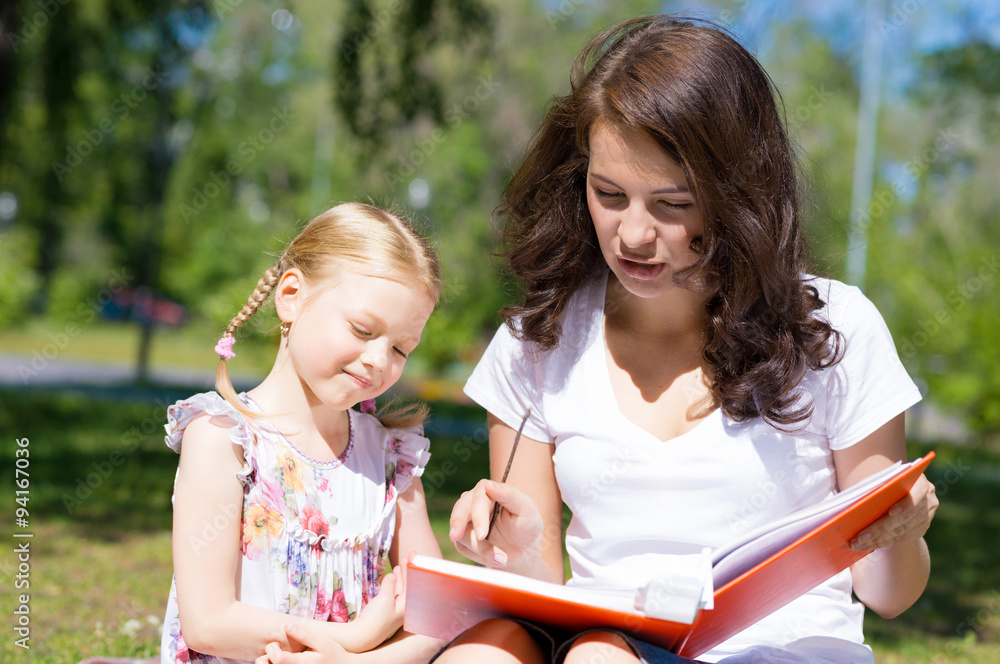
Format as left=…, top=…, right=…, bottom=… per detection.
left=163, top=391, right=256, bottom=487
left=383, top=425, right=431, bottom=495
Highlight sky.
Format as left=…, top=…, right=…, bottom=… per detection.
left=684, top=0, right=1000, bottom=53
left=669, top=0, right=1000, bottom=99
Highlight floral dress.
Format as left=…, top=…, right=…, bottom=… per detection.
left=159, top=392, right=430, bottom=664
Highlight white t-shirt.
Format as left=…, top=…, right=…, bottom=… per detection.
left=463, top=270, right=922, bottom=664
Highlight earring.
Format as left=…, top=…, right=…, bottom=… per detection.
left=281, top=321, right=291, bottom=336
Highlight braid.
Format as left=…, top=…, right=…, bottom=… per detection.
left=215, top=261, right=284, bottom=418
left=223, top=263, right=283, bottom=338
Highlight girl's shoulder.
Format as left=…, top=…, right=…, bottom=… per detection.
left=165, top=390, right=254, bottom=455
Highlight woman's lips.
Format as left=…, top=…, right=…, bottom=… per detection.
left=617, top=257, right=665, bottom=281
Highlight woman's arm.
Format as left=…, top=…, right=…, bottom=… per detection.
left=172, top=416, right=401, bottom=661
left=449, top=412, right=565, bottom=584
left=832, top=413, right=938, bottom=619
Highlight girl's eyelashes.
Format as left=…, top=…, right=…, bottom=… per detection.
left=353, top=323, right=409, bottom=359
left=661, top=200, right=694, bottom=210
left=594, top=188, right=622, bottom=200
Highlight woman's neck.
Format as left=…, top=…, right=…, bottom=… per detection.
left=603, top=272, right=709, bottom=344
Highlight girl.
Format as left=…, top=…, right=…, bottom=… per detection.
left=441, top=15, right=937, bottom=664
left=160, top=202, right=444, bottom=664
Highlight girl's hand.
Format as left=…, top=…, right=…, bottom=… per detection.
left=449, top=479, right=544, bottom=571
left=850, top=473, right=939, bottom=551
left=352, top=572, right=405, bottom=650
left=256, top=623, right=352, bottom=664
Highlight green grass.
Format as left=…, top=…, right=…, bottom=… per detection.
left=0, top=388, right=997, bottom=663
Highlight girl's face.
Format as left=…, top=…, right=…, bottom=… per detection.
left=282, top=266, right=435, bottom=411
left=586, top=123, right=704, bottom=300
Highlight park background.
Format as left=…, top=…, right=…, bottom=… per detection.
left=0, top=0, right=998, bottom=661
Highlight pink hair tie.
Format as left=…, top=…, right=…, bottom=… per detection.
left=215, top=335, right=236, bottom=360
left=360, top=399, right=377, bottom=414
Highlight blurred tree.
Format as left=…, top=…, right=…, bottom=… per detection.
left=881, top=38, right=1000, bottom=436
left=0, top=0, right=17, bottom=162
left=35, top=0, right=81, bottom=312
left=104, top=2, right=214, bottom=382
left=327, top=0, right=666, bottom=372
left=7, top=0, right=994, bottom=427
left=333, top=0, right=493, bottom=157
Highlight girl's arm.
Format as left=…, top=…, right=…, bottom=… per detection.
left=384, top=474, right=447, bottom=660
left=172, top=416, right=401, bottom=662
left=449, top=412, right=565, bottom=584
left=390, top=474, right=443, bottom=564
left=257, top=623, right=445, bottom=664
left=833, top=413, right=938, bottom=619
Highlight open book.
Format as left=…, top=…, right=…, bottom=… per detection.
left=404, top=452, right=934, bottom=657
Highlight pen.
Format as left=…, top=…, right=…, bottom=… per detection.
left=486, top=407, right=532, bottom=540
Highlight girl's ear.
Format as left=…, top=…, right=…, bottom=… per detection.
left=274, top=268, right=304, bottom=324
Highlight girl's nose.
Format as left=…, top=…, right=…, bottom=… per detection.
left=618, top=203, right=656, bottom=249
left=361, top=340, right=390, bottom=373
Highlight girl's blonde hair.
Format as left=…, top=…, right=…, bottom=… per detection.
left=216, top=202, right=441, bottom=430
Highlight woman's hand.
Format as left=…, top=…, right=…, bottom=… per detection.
left=449, top=479, right=545, bottom=571
left=256, top=623, right=352, bottom=664
left=850, top=473, right=938, bottom=551
left=836, top=416, right=936, bottom=618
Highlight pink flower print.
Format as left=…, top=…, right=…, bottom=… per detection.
left=299, top=504, right=330, bottom=540
left=330, top=589, right=350, bottom=623
left=260, top=476, right=285, bottom=512
left=315, top=585, right=333, bottom=620
left=395, top=459, right=415, bottom=478
left=174, top=631, right=192, bottom=664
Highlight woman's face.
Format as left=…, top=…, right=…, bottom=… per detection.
left=586, top=123, right=704, bottom=300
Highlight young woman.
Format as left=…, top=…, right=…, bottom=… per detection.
left=443, top=15, right=937, bottom=664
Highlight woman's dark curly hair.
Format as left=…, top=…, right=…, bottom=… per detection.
left=497, top=14, right=843, bottom=428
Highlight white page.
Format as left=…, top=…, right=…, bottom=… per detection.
left=710, top=460, right=907, bottom=587
left=411, top=556, right=641, bottom=614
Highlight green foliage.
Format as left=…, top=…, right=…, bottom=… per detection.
left=333, top=0, right=493, bottom=152
left=3, top=1, right=999, bottom=430
left=869, top=38, right=1000, bottom=434
left=0, top=227, right=39, bottom=326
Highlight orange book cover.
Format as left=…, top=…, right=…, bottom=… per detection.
left=404, top=452, right=934, bottom=657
